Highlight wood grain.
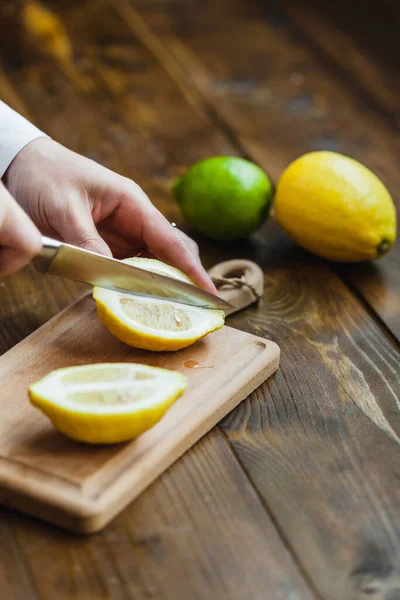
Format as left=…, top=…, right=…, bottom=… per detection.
left=0, top=2, right=320, bottom=596
left=116, top=1, right=400, bottom=597
left=276, top=0, right=400, bottom=343
left=125, top=0, right=400, bottom=343
left=281, top=0, right=400, bottom=125
left=0, top=266, right=86, bottom=354
left=0, top=0, right=398, bottom=597
left=0, top=3, right=317, bottom=597
left=224, top=262, right=400, bottom=599
left=0, top=429, right=316, bottom=600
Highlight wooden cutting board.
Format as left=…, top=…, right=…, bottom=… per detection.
left=0, top=293, right=280, bottom=533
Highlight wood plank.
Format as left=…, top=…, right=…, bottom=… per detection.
left=275, top=0, right=400, bottom=342
left=0, top=2, right=317, bottom=597
left=0, top=0, right=236, bottom=178
left=1, top=0, right=399, bottom=596
left=123, top=0, right=400, bottom=342
left=0, top=430, right=316, bottom=600
left=0, top=267, right=86, bottom=354
left=223, top=263, right=400, bottom=600
left=0, top=517, right=40, bottom=600
left=281, top=0, right=400, bottom=125
left=105, top=1, right=400, bottom=598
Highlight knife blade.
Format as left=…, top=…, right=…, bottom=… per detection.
left=32, top=236, right=233, bottom=312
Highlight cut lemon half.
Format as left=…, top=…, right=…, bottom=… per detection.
left=93, top=258, right=225, bottom=352
left=29, top=363, right=188, bottom=444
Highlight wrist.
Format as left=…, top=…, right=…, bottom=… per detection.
left=3, top=137, right=52, bottom=201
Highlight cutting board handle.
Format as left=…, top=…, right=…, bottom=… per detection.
left=208, top=260, right=264, bottom=316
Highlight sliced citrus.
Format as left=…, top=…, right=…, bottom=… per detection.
left=29, top=363, right=188, bottom=444
left=93, top=258, right=225, bottom=352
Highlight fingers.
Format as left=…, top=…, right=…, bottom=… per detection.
left=69, top=224, right=112, bottom=257
left=102, top=177, right=217, bottom=292
left=56, top=198, right=112, bottom=257
left=0, top=183, right=42, bottom=275
left=141, top=208, right=217, bottom=293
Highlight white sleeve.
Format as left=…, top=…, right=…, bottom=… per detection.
left=0, top=101, right=49, bottom=178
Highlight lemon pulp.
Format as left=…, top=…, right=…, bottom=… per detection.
left=93, top=258, right=225, bottom=351
left=29, top=363, right=188, bottom=444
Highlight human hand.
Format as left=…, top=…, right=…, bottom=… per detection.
left=0, top=181, right=41, bottom=275
left=4, top=138, right=216, bottom=292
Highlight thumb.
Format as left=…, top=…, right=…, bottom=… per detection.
left=59, top=207, right=112, bottom=257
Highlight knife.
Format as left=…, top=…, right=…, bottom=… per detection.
left=32, top=236, right=233, bottom=312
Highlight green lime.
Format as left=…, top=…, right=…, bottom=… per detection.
left=172, top=157, right=273, bottom=241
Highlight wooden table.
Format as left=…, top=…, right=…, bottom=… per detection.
left=0, top=1, right=399, bottom=598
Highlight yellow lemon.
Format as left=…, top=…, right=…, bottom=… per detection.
left=274, top=151, right=397, bottom=261
left=93, top=258, right=225, bottom=352
left=29, top=363, right=188, bottom=444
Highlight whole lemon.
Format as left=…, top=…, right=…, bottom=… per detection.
left=173, top=157, right=273, bottom=241
left=274, top=151, right=397, bottom=262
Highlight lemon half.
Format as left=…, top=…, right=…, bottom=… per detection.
left=29, top=363, right=188, bottom=444
left=93, top=258, right=225, bottom=352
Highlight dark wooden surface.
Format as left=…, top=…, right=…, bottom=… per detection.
left=0, top=1, right=399, bottom=598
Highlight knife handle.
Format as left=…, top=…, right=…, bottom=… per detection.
left=32, top=236, right=63, bottom=273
